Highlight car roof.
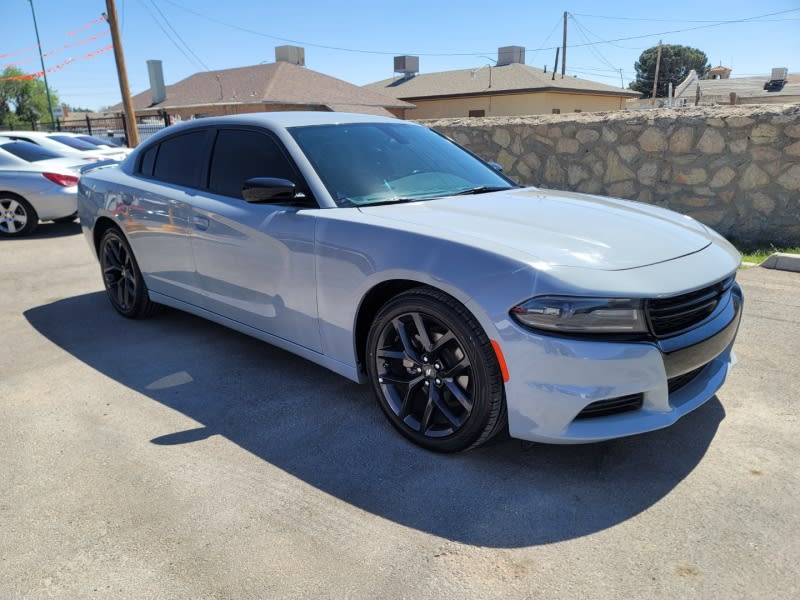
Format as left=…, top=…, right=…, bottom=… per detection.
left=0, top=130, right=52, bottom=138
left=164, top=111, right=415, bottom=132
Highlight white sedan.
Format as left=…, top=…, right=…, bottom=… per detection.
left=0, top=130, right=128, bottom=162
left=0, top=137, right=82, bottom=236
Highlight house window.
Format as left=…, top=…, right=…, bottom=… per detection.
left=469, top=110, right=485, bottom=118
left=552, top=108, right=561, bottom=114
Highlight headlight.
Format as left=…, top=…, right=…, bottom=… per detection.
left=510, top=296, right=648, bottom=333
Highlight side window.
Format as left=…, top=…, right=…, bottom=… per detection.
left=138, top=144, right=157, bottom=176
left=208, top=129, right=298, bottom=199
left=152, top=130, right=208, bottom=187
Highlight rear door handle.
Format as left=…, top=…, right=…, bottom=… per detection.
left=193, top=215, right=210, bottom=231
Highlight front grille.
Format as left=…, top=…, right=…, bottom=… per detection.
left=646, top=276, right=734, bottom=337
left=575, top=393, right=644, bottom=419
left=575, top=365, right=708, bottom=421
left=667, top=365, right=706, bottom=393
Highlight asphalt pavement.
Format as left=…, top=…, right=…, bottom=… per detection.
left=2, top=220, right=798, bottom=599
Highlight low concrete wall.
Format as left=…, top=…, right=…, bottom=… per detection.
left=424, top=104, right=800, bottom=245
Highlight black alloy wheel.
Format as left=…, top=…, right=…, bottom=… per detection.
left=366, top=287, right=506, bottom=452
left=98, top=228, right=158, bottom=318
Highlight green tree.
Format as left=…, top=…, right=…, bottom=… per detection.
left=629, top=44, right=710, bottom=98
left=0, top=66, right=59, bottom=127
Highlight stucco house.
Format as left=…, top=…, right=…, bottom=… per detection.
left=364, top=46, right=640, bottom=119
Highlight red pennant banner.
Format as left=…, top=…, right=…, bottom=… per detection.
left=0, top=45, right=113, bottom=81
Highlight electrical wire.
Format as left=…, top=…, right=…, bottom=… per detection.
left=148, top=0, right=209, bottom=70
left=136, top=0, right=209, bottom=71
left=158, top=2, right=800, bottom=59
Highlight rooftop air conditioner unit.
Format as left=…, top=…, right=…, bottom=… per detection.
left=394, top=56, right=419, bottom=77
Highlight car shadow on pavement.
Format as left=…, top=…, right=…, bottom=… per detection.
left=0, top=219, right=81, bottom=241
left=25, top=292, right=725, bottom=549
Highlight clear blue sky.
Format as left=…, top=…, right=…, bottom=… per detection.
left=2, top=0, right=799, bottom=111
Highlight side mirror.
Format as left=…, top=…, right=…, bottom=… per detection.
left=488, top=161, right=504, bottom=173
left=242, top=177, right=296, bottom=203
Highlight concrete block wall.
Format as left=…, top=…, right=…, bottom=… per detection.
left=423, top=104, right=800, bottom=245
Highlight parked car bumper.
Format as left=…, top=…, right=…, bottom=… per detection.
left=502, top=284, right=743, bottom=444
left=28, top=183, right=78, bottom=221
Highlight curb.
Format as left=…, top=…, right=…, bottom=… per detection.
left=760, top=253, right=800, bottom=273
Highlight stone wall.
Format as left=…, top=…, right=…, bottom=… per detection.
left=423, top=104, right=800, bottom=245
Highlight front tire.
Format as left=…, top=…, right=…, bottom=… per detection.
left=366, top=288, right=506, bottom=452
left=0, top=194, right=38, bottom=237
left=98, top=228, right=158, bottom=318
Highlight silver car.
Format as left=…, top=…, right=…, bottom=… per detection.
left=0, top=130, right=114, bottom=162
left=0, top=137, right=82, bottom=236
left=78, top=112, right=743, bottom=452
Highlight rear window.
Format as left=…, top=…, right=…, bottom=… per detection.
left=48, top=134, right=98, bottom=151
left=151, top=130, right=208, bottom=187
left=79, top=134, right=123, bottom=148
left=0, top=140, right=62, bottom=162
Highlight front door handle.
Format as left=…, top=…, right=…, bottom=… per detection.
left=193, top=215, right=210, bottom=231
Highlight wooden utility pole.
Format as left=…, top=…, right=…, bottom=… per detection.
left=105, top=0, right=139, bottom=146
left=552, top=48, right=559, bottom=81
left=561, top=11, right=568, bottom=78
left=651, top=40, right=663, bottom=106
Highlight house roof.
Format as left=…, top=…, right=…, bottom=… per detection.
left=364, top=62, right=640, bottom=100
left=695, top=72, right=800, bottom=99
left=112, top=62, right=414, bottom=116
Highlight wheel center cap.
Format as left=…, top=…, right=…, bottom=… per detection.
left=424, top=365, right=436, bottom=378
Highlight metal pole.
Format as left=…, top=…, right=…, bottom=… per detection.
left=27, top=0, right=55, bottom=128
left=561, top=11, right=567, bottom=78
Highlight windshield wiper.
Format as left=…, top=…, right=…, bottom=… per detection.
left=454, top=185, right=513, bottom=195
left=362, top=198, right=419, bottom=207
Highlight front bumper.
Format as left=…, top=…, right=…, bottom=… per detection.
left=502, top=284, right=742, bottom=444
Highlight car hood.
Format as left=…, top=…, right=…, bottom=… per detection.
left=357, top=187, right=714, bottom=271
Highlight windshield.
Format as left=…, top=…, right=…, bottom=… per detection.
left=289, top=122, right=515, bottom=207
left=0, top=140, right=63, bottom=162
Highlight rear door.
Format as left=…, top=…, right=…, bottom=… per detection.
left=123, top=129, right=211, bottom=305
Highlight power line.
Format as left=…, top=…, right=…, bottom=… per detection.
left=571, top=11, right=800, bottom=23
left=136, top=0, right=209, bottom=71
left=148, top=0, right=209, bottom=70
left=157, top=2, right=800, bottom=61
left=569, top=14, right=620, bottom=74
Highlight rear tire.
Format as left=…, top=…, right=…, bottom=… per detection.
left=0, top=194, right=38, bottom=237
left=98, top=228, right=159, bottom=318
left=366, top=287, right=506, bottom=452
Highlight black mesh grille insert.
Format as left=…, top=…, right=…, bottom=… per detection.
left=667, top=365, right=706, bottom=393
left=575, top=393, right=644, bottom=419
left=646, top=276, right=734, bottom=337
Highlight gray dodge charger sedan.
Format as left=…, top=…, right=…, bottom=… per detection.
left=78, top=112, right=742, bottom=452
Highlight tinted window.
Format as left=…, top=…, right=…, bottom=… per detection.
left=79, top=134, right=123, bottom=147
left=48, top=134, right=98, bottom=151
left=208, top=129, right=298, bottom=199
left=152, top=130, right=208, bottom=187
left=139, top=144, right=157, bottom=176
left=0, top=140, right=62, bottom=162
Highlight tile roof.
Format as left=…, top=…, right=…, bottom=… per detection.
left=112, top=62, right=413, bottom=115
left=364, top=62, right=640, bottom=100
